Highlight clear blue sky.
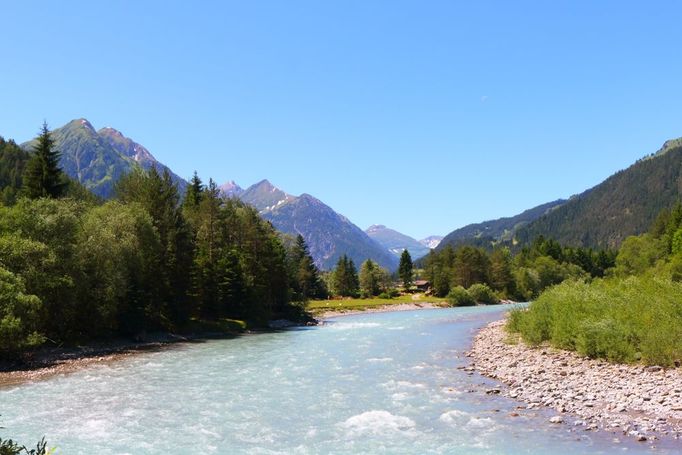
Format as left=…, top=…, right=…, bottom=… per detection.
left=3, top=1, right=682, bottom=239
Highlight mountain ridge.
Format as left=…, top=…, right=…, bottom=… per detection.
left=237, top=180, right=398, bottom=270
left=21, top=119, right=187, bottom=198
left=365, top=224, right=431, bottom=260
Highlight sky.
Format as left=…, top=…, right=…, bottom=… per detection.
left=3, top=1, right=682, bottom=239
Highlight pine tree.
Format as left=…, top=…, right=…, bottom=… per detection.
left=289, top=234, right=326, bottom=301
left=23, top=122, right=66, bottom=199
left=333, top=254, right=359, bottom=297
left=399, top=249, right=413, bottom=290
left=184, top=171, right=204, bottom=209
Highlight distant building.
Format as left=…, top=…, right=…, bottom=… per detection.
left=414, top=280, right=431, bottom=292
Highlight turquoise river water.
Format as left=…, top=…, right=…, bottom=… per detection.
left=1, top=305, right=679, bottom=454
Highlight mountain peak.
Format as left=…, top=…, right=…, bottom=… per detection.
left=253, top=179, right=277, bottom=191
left=98, top=126, right=124, bottom=138
left=240, top=179, right=292, bottom=212
left=66, top=118, right=96, bottom=133
left=366, top=224, right=387, bottom=233
left=219, top=180, right=243, bottom=197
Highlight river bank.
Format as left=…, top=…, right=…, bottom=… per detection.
left=318, top=301, right=448, bottom=319
left=0, top=303, right=445, bottom=387
left=0, top=331, right=243, bottom=388
left=470, top=319, right=682, bottom=443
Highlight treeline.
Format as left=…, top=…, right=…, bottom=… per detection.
left=0, top=125, right=320, bottom=359
left=509, top=202, right=682, bottom=366
left=421, top=238, right=616, bottom=303
left=323, top=255, right=394, bottom=298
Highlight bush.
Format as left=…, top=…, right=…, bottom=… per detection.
left=0, top=436, right=51, bottom=455
left=447, top=286, right=475, bottom=307
left=467, top=283, right=499, bottom=305
left=507, top=276, right=682, bottom=366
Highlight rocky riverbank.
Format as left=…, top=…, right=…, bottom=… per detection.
left=470, top=319, right=682, bottom=444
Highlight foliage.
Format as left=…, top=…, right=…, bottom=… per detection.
left=0, top=137, right=30, bottom=205
left=467, top=283, right=499, bottom=304
left=331, top=255, right=359, bottom=297
left=421, top=236, right=612, bottom=300
left=0, top=162, right=316, bottom=357
left=0, top=267, right=44, bottom=355
left=447, top=286, right=475, bottom=307
left=510, top=201, right=682, bottom=366
left=507, top=276, right=682, bottom=366
left=359, top=259, right=390, bottom=297
left=0, top=436, right=51, bottom=455
left=288, top=235, right=327, bottom=301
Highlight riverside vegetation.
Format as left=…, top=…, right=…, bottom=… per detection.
left=508, top=203, right=682, bottom=366
left=0, top=124, right=327, bottom=361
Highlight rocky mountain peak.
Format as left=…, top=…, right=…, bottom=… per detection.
left=219, top=180, right=243, bottom=197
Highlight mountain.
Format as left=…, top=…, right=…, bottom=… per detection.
left=98, top=126, right=187, bottom=194
left=438, top=199, right=566, bottom=251
left=219, top=180, right=243, bottom=197
left=365, top=224, right=431, bottom=260
left=515, top=139, right=682, bottom=249
left=420, top=235, right=443, bottom=249
left=21, top=119, right=187, bottom=198
left=240, top=179, right=295, bottom=211
left=238, top=180, right=398, bottom=271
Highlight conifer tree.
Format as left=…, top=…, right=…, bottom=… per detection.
left=289, top=234, right=326, bottom=301
left=399, top=249, right=413, bottom=290
left=333, top=254, right=359, bottom=297
left=23, top=122, right=66, bottom=199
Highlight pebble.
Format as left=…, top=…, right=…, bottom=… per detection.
left=470, top=320, right=682, bottom=444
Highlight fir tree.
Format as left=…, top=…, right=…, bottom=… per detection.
left=23, top=122, right=66, bottom=199
left=399, top=249, right=413, bottom=289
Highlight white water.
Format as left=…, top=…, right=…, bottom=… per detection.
left=1, top=306, right=678, bottom=454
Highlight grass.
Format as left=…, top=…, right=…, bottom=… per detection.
left=307, top=294, right=447, bottom=313
left=507, top=275, right=682, bottom=366
left=183, top=317, right=248, bottom=334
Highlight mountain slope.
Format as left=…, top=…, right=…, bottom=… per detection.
left=240, top=179, right=295, bottom=211
left=22, top=119, right=187, bottom=198
left=365, top=224, right=431, bottom=260
left=516, top=140, right=682, bottom=248
left=98, top=127, right=187, bottom=194
left=238, top=181, right=398, bottom=270
left=420, top=235, right=443, bottom=249
left=219, top=180, right=243, bottom=198
left=438, top=199, right=565, bottom=251
left=22, top=119, right=137, bottom=197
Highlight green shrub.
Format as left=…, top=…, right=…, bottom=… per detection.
left=507, top=275, right=682, bottom=366
left=447, top=286, right=475, bottom=307
left=467, top=283, right=499, bottom=304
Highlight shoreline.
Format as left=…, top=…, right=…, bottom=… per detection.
left=317, top=301, right=449, bottom=319
left=469, top=319, right=682, bottom=443
left=0, top=331, right=240, bottom=388
left=0, top=303, right=443, bottom=387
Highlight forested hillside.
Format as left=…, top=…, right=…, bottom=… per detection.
left=516, top=141, right=682, bottom=249
left=438, top=199, right=565, bottom=250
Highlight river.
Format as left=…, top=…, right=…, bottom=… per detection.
left=1, top=305, right=677, bottom=454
